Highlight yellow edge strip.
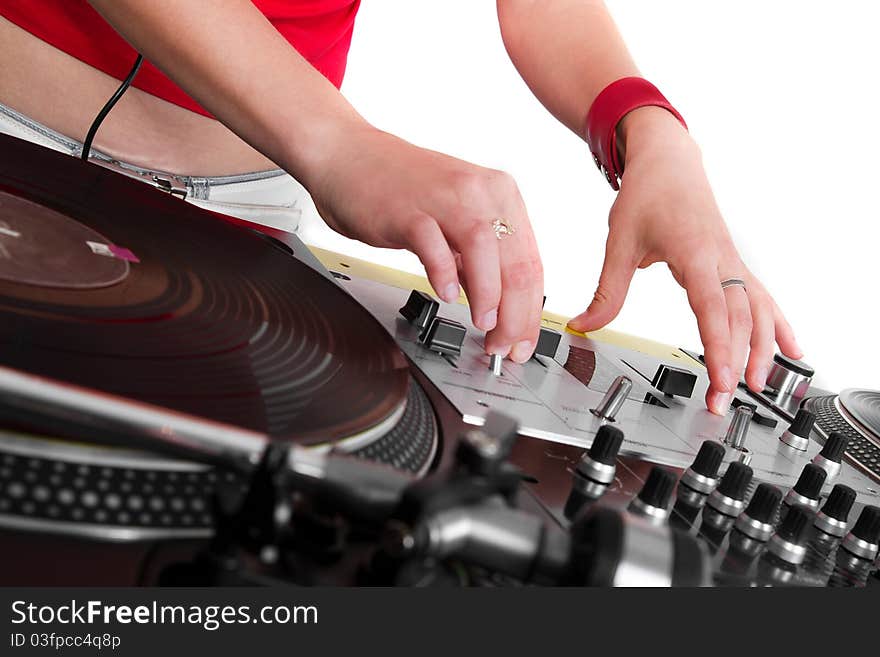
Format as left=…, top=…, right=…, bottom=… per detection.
left=307, top=245, right=703, bottom=366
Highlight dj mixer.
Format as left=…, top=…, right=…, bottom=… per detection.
left=0, top=132, right=878, bottom=588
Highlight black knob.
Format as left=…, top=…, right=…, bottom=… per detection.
left=588, top=425, right=624, bottom=466
left=651, top=364, right=697, bottom=398
left=717, top=462, right=753, bottom=501
left=690, top=440, right=725, bottom=478
left=532, top=327, right=562, bottom=359
left=850, top=505, right=880, bottom=544
left=777, top=504, right=812, bottom=545
left=743, top=483, right=782, bottom=524
left=788, top=409, right=815, bottom=438
left=421, top=317, right=466, bottom=356
left=637, top=466, right=676, bottom=509
left=818, top=432, right=850, bottom=463
left=792, top=463, right=826, bottom=500
left=399, top=289, right=439, bottom=330
left=820, top=484, right=856, bottom=522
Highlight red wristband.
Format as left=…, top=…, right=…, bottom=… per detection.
left=585, top=77, right=687, bottom=191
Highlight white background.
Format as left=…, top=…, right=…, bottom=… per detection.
left=298, top=0, right=880, bottom=392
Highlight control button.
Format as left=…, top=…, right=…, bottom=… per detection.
left=811, top=432, right=850, bottom=482
left=784, top=463, right=826, bottom=510
left=735, top=483, right=782, bottom=543
left=765, top=353, right=814, bottom=399
left=565, top=425, right=625, bottom=518
left=778, top=409, right=815, bottom=451
left=767, top=504, right=813, bottom=565
left=706, top=461, right=753, bottom=519
left=751, top=411, right=778, bottom=429
left=814, top=484, right=856, bottom=538
left=841, top=505, right=880, bottom=561
left=723, top=405, right=753, bottom=462
left=421, top=317, right=466, bottom=356
left=399, top=290, right=439, bottom=331
left=679, top=440, right=725, bottom=495
left=532, top=327, right=562, bottom=359
left=731, top=398, right=757, bottom=413
left=628, top=466, right=675, bottom=524
left=651, top=364, right=697, bottom=398
left=590, top=375, right=632, bottom=422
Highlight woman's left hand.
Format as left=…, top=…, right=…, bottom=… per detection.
left=567, top=106, right=802, bottom=415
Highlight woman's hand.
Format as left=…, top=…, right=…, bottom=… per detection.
left=310, top=125, right=545, bottom=363
left=568, top=107, right=802, bottom=414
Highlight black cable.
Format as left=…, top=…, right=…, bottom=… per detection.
left=80, top=53, right=144, bottom=161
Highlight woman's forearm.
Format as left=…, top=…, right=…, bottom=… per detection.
left=497, top=0, right=640, bottom=138
left=87, top=0, right=367, bottom=187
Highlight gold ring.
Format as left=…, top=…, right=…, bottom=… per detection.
left=492, top=218, right=515, bottom=240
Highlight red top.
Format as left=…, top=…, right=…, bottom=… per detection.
left=0, top=0, right=361, bottom=118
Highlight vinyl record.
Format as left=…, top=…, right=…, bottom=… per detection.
left=0, top=134, right=411, bottom=448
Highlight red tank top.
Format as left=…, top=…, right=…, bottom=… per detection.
left=1, top=0, right=361, bottom=118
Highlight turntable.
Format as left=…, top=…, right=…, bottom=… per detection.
left=1, top=132, right=878, bottom=587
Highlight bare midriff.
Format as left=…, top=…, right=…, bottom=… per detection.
left=0, top=17, right=279, bottom=176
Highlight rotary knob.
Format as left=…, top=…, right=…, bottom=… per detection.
left=628, top=466, right=676, bottom=524
left=783, top=463, right=826, bottom=511
left=778, top=409, right=815, bottom=451
left=679, top=440, right=725, bottom=495
left=704, top=461, right=753, bottom=530
left=565, top=425, right=625, bottom=518
left=811, top=432, right=850, bottom=482
left=734, top=483, right=783, bottom=543
left=814, top=484, right=856, bottom=538
left=590, top=375, right=632, bottom=422
left=765, top=353, right=814, bottom=399
left=767, top=504, right=813, bottom=566
left=841, top=505, right=880, bottom=562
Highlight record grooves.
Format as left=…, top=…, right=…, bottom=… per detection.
left=0, top=134, right=434, bottom=469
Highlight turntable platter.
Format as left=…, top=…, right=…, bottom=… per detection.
left=839, top=389, right=880, bottom=439
left=0, top=135, right=410, bottom=449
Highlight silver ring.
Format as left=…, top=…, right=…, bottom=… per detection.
left=720, top=278, right=747, bottom=291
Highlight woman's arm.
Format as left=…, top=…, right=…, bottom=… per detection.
left=497, top=0, right=801, bottom=414
left=87, top=0, right=545, bottom=363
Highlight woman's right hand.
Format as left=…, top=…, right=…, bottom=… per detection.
left=309, top=126, right=545, bottom=363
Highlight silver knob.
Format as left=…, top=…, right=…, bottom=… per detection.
left=489, top=353, right=503, bottom=376
left=724, top=405, right=752, bottom=450
left=590, top=375, right=632, bottom=422
left=765, top=354, right=814, bottom=399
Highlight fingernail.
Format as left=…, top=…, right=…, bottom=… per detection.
left=441, top=283, right=459, bottom=303
left=478, top=308, right=497, bottom=331
left=713, top=392, right=732, bottom=416
left=720, top=366, right=734, bottom=392
left=511, top=340, right=534, bottom=363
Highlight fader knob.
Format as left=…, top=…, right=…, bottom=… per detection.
left=399, top=289, right=439, bottom=331
left=814, top=484, right=856, bottom=538
left=679, top=441, right=725, bottom=495
left=707, top=462, right=753, bottom=518
left=784, top=463, right=826, bottom=510
left=629, top=466, right=675, bottom=524
left=734, top=483, right=782, bottom=542
left=778, top=409, right=815, bottom=451
left=651, top=364, right=697, bottom=399
left=421, top=317, right=466, bottom=356
left=811, top=432, right=850, bottom=482
left=841, top=505, right=880, bottom=561
left=767, top=504, right=813, bottom=565
left=590, top=375, right=632, bottom=422
left=532, top=327, right=562, bottom=359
